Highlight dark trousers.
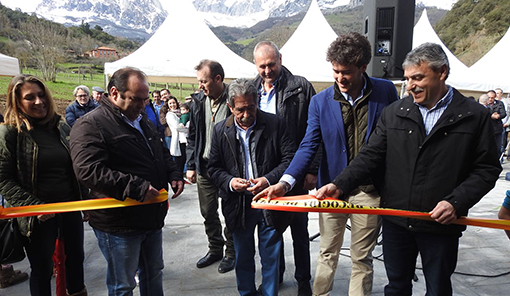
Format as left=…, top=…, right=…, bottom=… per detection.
left=23, top=212, right=85, bottom=296
left=502, top=131, right=508, bottom=154
left=173, top=143, right=187, bottom=174
left=197, top=167, right=235, bottom=257
left=279, top=212, right=311, bottom=283
left=495, top=132, right=503, bottom=157
left=382, top=219, right=459, bottom=296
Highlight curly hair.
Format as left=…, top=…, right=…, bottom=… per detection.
left=327, top=32, right=372, bottom=67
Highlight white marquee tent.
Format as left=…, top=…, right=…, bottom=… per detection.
left=280, top=0, right=338, bottom=83
left=0, top=52, right=20, bottom=77
left=413, top=9, right=510, bottom=92
left=413, top=9, right=468, bottom=79
left=464, top=26, right=510, bottom=92
left=104, top=0, right=257, bottom=83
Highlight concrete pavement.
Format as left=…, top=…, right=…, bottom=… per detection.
left=4, top=163, right=510, bottom=295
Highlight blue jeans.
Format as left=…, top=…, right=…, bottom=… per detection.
left=163, top=136, right=171, bottom=149
left=382, top=219, right=459, bottom=296
left=233, top=208, right=281, bottom=296
left=93, top=228, right=164, bottom=296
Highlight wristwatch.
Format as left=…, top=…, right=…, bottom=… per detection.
left=279, top=180, right=291, bottom=193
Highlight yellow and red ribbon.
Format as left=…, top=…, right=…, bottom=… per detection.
left=251, top=195, right=510, bottom=231
left=0, top=190, right=169, bottom=219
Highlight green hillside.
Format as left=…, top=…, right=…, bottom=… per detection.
left=0, top=3, right=140, bottom=81
left=435, top=0, right=510, bottom=66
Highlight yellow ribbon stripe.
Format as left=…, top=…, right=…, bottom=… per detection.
left=0, top=190, right=169, bottom=219
left=251, top=195, right=510, bottom=231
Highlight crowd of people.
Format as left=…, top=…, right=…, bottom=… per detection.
left=478, top=88, right=510, bottom=161
left=0, top=32, right=508, bottom=296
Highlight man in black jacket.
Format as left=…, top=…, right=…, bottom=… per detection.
left=208, top=78, right=295, bottom=296
left=316, top=43, right=502, bottom=295
left=253, top=40, right=316, bottom=295
left=186, top=59, right=235, bottom=273
left=487, top=89, right=506, bottom=154
left=70, top=67, right=184, bottom=296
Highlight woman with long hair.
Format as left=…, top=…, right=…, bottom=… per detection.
left=0, top=74, right=87, bottom=296
left=166, top=96, right=187, bottom=174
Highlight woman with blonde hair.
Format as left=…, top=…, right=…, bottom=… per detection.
left=0, top=74, right=87, bottom=296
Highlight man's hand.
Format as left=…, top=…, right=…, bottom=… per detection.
left=231, top=178, right=251, bottom=192
left=246, top=177, right=269, bottom=196
left=315, top=183, right=342, bottom=200
left=491, top=112, right=500, bottom=119
left=253, top=182, right=286, bottom=201
left=429, top=200, right=457, bottom=224
left=82, top=211, right=90, bottom=222
left=186, top=170, right=197, bottom=183
left=303, top=174, right=318, bottom=190
left=37, top=213, right=55, bottom=222
left=170, top=180, right=184, bottom=199
left=144, top=185, right=160, bottom=201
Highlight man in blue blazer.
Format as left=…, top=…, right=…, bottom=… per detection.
left=255, top=32, right=398, bottom=296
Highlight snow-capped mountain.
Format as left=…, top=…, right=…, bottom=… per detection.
left=1, top=0, right=457, bottom=38
left=35, top=0, right=167, bottom=39
left=192, top=0, right=356, bottom=28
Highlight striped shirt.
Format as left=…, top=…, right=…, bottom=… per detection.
left=415, top=86, right=453, bottom=135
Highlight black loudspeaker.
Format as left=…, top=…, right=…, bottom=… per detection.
left=363, top=0, right=415, bottom=79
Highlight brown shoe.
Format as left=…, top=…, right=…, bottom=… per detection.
left=0, top=265, right=29, bottom=288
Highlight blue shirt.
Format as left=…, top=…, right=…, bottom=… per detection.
left=228, top=119, right=256, bottom=192
left=122, top=113, right=152, bottom=153
left=341, top=76, right=367, bottom=106
left=415, top=86, right=453, bottom=135
left=259, top=78, right=280, bottom=114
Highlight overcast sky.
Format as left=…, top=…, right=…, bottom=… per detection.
left=1, top=0, right=458, bottom=15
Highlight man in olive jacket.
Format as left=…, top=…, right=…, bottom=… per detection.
left=70, top=67, right=184, bottom=296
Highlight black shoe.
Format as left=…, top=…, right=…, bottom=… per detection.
left=218, top=256, right=235, bottom=273
left=297, top=281, right=312, bottom=296
left=196, top=252, right=223, bottom=268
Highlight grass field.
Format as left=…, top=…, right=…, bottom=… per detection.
left=0, top=69, right=198, bottom=101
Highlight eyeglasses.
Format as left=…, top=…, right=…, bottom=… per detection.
left=76, top=95, right=88, bottom=98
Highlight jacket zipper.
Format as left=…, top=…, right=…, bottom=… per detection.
left=27, top=143, right=37, bottom=239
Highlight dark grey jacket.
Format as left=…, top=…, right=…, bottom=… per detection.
left=487, top=100, right=506, bottom=134
left=186, top=86, right=231, bottom=174
left=70, top=97, right=182, bottom=233
left=333, top=89, right=502, bottom=235
left=253, top=66, right=319, bottom=192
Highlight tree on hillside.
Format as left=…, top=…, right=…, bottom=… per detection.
left=21, top=17, right=68, bottom=81
left=435, top=0, right=510, bottom=66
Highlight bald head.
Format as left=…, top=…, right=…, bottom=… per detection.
left=253, top=41, right=282, bottom=86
